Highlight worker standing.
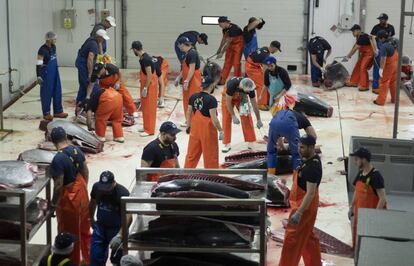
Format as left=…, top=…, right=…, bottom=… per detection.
left=49, top=127, right=90, bottom=265
left=75, top=29, right=110, bottom=107
left=370, top=13, right=395, bottom=93
left=174, top=31, right=208, bottom=63
left=349, top=147, right=387, bottom=247
left=39, top=233, right=77, bottom=266
left=216, top=16, right=244, bottom=85
left=177, top=37, right=202, bottom=127
left=279, top=135, right=322, bottom=266
left=221, top=77, right=262, bottom=153
left=90, top=16, right=116, bottom=56
left=242, top=17, right=265, bottom=59
left=131, top=41, right=159, bottom=137
left=345, top=24, right=375, bottom=91
left=307, top=36, right=332, bottom=87
left=245, top=41, right=281, bottom=110
left=152, top=56, right=169, bottom=108
left=184, top=77, right=224, bottom=168
left=373, top=30, right=399, bottom=106
left=36, top=31, right=68, bottom=121
left=89, top=171, right=132, bottom=265
left=141, top=121, right=181, bottom=181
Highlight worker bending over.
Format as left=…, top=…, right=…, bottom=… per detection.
left=141, top=121, right=181, bottom=181
left=184, top=77, right=224, bottom=168
left=174, top=31, right=208, bottom=63
left=39, top=233, right=77, bottom=266
left=132, top=41, right=159, bottom=137
left=345, top=24, right=375, bottom=91
left=216, top=16, right=244, bottom=84
left=49, top=127, right=90, bottom=265
left=152, top=56, right=169, bottom=108
left=279, top=135, right=322, bottom=266
left=221, top=77, right=262, bottom=153
left=177, top=36, right=202, bottom=127
left=245, top=41, right=281, bottom=109
left=89, top=171, right=132, bottom=265
left=371, top=13, right=395, bottom=92
left=308, top=36, right=332, bottom=87
left=242, top=17, right=265, bottom=59
left=373, top=30, right=399, bottom=106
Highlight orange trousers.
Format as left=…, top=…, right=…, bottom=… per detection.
left=159, top=58, right=169, bottom=97
left=279, top=171, right=321, bottom=266
left=95, top=87, right=124, bottom=138
left=182, top=61, right=201, bottom=116
left=349, top=45, right=374, bottom=90
left=245, top=57, right=268, bottom=106
left=99, top=74, right=137, bottom=116
left=375, top=52, right=398, bottom=105
left=220, top=36, right=244, bottom=83
left=221, top=89, right=256, bottom=145
left=56, top=174, right=91, bottom=265
left=184, top=111, right=219, bottom=168
left=140, top=71, right=159, bottom=134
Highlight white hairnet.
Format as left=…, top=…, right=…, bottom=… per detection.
left=240, top=77, right=256, bottom=92
left=45, top=31, right=57, bottom=40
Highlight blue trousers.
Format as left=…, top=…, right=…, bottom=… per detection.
left=40, top=56, right=63, bottom=115
left=310, top=54, right=324, bottom=83
left=75, top=53, right=99, bottom=104
left=90, top=224, right=122, bottom=266
left=372, top=41, right=383, bottom=89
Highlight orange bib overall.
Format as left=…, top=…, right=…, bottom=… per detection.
left=99, top=74, right=137, bottom=115
left=159, top=58, right=169, bottom=97
left=245, top=56, right=268, bottom=106
left=95, top=87, right=124, bottom=139
left=140, top=71, right=159, bottom=135
left=181, top=61, right=201, bottom=116
left=376, top=51, right=398, bottom=105
left=147, top=157, right=178, bottom=182
left=220, top=35, right=244, bottom=83
left=348, top=45, right=374, bottom=90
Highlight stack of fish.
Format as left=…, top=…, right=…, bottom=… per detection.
left=0, top=161, right=38, bottom=190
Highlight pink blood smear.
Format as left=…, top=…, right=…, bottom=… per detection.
left=319, top=201, right=337, bottom=208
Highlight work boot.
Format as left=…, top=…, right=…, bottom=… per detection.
left=312, top=82, right=321, bottom=88
left=222, top=144, right=231, bottom=153
left=372, top=89, right=379, bottom=94
left=373, top=100, right=384, bottom=106
left=97, top=136, right=106, bottom=142
left=258, top=105, right=269, bottom=111
left=218, top=79, right=226, bottom=86
left=140, top=132, right=153, bottom=137
left=43, top=114, right=53, bottom=121
left=358, top=87, right=369, bottom=92
left=345, top=81, right=358, bottom=87
left=138, top=127, right=145, bottom=133
left=180, top=121, right=187, bottom=128
left=158, top=98, right=165, bottom=108
left=114, top=137, right=125, bottom=143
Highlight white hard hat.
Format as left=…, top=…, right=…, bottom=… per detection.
left=96, top=29, right=110, bottom=40
left=105, top=16, right=116, bottom=27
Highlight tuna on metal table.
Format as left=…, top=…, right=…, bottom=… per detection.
left=294, top=92, right=333, bottom=118
left=323, top=61, right=350, bottom=89
left=0, top=161, right=37, bottom=189
left=149, top=252, right=259, bottom=266
left=18, top=149, right=56, bottom=165
left=46, top=120, right=104, bottom=153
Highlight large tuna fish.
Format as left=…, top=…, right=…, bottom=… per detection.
left=294, top=92, right=333, bottom=118
left=18, top=149, right=56, bottom=165
left=323, top=61, right=350, bottom=89
left=202, top=62, right=222, bottom=83
left=149, top=252, right=258, bottom=266
left=0, top=161, right=37, bottom=189
left=46, top=120, right=104, bottom=153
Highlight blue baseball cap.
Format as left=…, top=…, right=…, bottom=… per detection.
left=50, top=127, right=67, bottom=143
left=263, top=56, right=277, bottom=65
left=299, top=134, right=316, bottom=145
left=177, top=36, right=191, bottom=45
left=159, top=121, right=181, bottom=135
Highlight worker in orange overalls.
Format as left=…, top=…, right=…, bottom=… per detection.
left=349, top=147, right=387, bottom=247
left=344, top=24, right=375, bottom=91
left=245, top=41, right=281, bottom=110
left=177, top=36, right=202, bottom=127
left=221, top=77, right=262, bottom=153
left=152, top=56, right=169, bottom=108
left=216, top=16, right=244, bottom=85
left=373, top=30, right=399, bottom=105
left=131, top=41, right=159, bottom=137
left=279, top=134, right=322, bottom=266
left=49, top=127, right=90, bottom=265
left=184, top=76, right=224, bottom=168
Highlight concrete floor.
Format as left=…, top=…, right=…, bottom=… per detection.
left=1, top=67, right=413, bottom=265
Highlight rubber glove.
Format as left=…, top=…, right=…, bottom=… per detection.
left=133, top=112, right=139, bottom=118
left=379, top=68, right=384, bottom=78
left=348, top=207, right=354, bottom=220
left=158, top=97, right=165, bottom=108
left=232, top=115, right=240, bottom=125
left=257, top=120, right=263, bottom=129
left=216, top=52, right=224, bottom=59
left=174, top=75, right=182, bottom=87
left=218, top=131, right=224, bottom=140
left=183, top=80, right=189, bottom=91
left=142, top=87, right=148, bottom=97
left=268, top=168, right=276, bottom=175
left=290, top=211, right=302, bottom=225
left=37, top=77, right=43, bottom=85
left=109, top=234, right=122, bottom=250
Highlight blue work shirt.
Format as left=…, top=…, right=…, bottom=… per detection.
left=50, top=145, right=85, bottom=185
left=79, top=37, right=100, bottom=59
left=38, top=44, right=57, bottom=65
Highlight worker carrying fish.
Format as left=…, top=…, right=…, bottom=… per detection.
left=89, top=171, right=132, bottom=265
left=278, top=134, right=322, bottom=266
left=86, top=64, right=124, bottom=143
left=131, top=41, right=159, bottom=137
left=75, top=29, right=110, bottom=109
left=261, top=56, right=292, bottom=114
left=221, top=77, right=263, bottom=153
left=177, top=36, right=202, bottom=127
left=184, top=76, right=224, bottom=168
left=349, top=147, right=387, bottom=247
left=90, top=16, right=116, bottom=58
left=141, top=121, right=181, bottom=181
left=216, top=16, right=244, bottom=85
left=242, top=17, right=266, bottom=59
left=36, top=31, right=68, bottom=121
left=344, top=24, right=375, bottom=91
left=373, top=30, right=399, bottom=106
left=307, top=36, right=332, bottom=87
left=245, top=41, right=281, bottom=110
left=49, top=127, right=90, bottom=265
left=152, top=56, right=169, bottom=108
left=39, top=232, right=77, bottom=266
left=370, top=13, right=395, bottom=92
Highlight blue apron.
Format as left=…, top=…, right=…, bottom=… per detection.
left=75, top=50, right=100, bottom=104
left=40, top=51, right=63, bottom=115
left=268, top=74, right=285, bottom=107
left=243, top=32, right=258, bottom=59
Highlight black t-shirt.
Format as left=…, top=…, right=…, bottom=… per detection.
left=140, top=52, right=155, bottom=75
left=185, top=48, right=200, bottom=69
left=179, top=31, right=199, bottom=47
left=226, top=77, right=256, bottom=99
left=142, top=138, right=180, bottom=167
left=87, top=89, right=105, bottom=112
left=152, top=56, right=164, bottom=77
left=293, top=111, right=312, bottom=129
left=243, top=26, right=256, bottom=43
left=39, top=254, right=75, bottom=266
left=79, top=37, right=99, bottom=59
left=249, top=47, right=270, bottom=63
left=353, top=168, right=385, bottom=195
left=308, top=36, right=331, bottom=56
left=223, top=23, right=243, bottom=37
left=189, top=91, right=218, bottom=117
left=356, top=33, right=372, bottom=46
left=371, top=23, right=395, bottom=37
left=38, top=44, right=57, bottom=65
left=50, top=146, right=85, bottom=185
left=91, top=63, right=119, bottom=83
left=264, top=67, right=292, bottom=90
left=297, top=155, right=322, bottom=191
